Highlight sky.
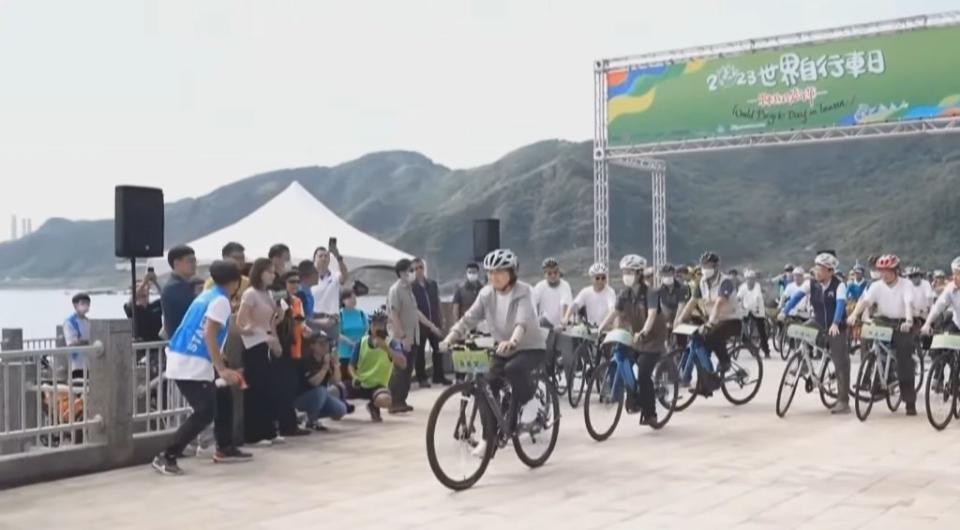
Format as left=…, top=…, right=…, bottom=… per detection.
left=0, top=0, right=955, bottom=238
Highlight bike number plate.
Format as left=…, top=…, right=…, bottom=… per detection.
left=673, top=324, right=699, bottom=336
left=931, top=334, right=960, bottom=351
left=861, top=324, right=893, bottom=341
left=786, top=324, right=819, bottom=345
left=452, top=349, right=490, bottom=374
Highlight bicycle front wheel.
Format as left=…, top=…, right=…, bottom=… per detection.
left=818, top=355, right=839, bottom=410
left=513, top=373, right=560, bottom=468
left=583, top=359, right=623, bottom=441
left=913, top=349, right=925, bottom=394
left=885, top=355, right=902, bottom=413
left=567, top=343, right=592, bottom=409
left=671, top=349, right=699, bottom=412
left=426, top=382, right=496, bottom=491
left=722, top=341, right=763, bottom=405
left=650, top=356, right=679, bottom=429
left=925, top=353, right=957, bottom=431
left=776, top=353, right=802, bottom=418
left=854, top=353, right=878, bottom=422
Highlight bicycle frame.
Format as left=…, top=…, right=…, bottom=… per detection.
left=862, top=324, right=897, bottom=392
left=674, top=324, right=714, bottom=382
left=786, top=324, right=832, bottom=390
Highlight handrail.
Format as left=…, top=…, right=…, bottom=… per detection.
left=0, top=342, right=104, bottom=359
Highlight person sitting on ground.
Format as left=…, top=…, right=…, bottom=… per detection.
left=296, top=331, right=352, bottom=431
left=338, top=287, right=367, bottom=384
left=64, top=292, right=92, bottom=377
left=348, top=309, right=407, bottom=422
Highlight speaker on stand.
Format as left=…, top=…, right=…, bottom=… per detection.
left=473, top=219, right=501, bottom=263
left=115, top=186, right=165, bottom=338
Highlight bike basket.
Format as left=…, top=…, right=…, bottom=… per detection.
left=931, top=334, right=960, bottom=351
left=452, top=349, right=491, bottom=374
left=786, top=324, right=820, bottom=345
left=673, top=324, right=699, bottom=336
left=860, top=324, right=893, bottom=342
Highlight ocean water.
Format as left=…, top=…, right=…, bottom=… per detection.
left=0, top=289, right=387, bottom=340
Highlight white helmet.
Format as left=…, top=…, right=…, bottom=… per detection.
left=743, top=269, right=757, bottom=279
left=482, top=249, right=518, bottom=271
left=814, top=252, right=839, bottom=270
left=951, top=257, right=960, bottom=273
left=588, top=262, right=608, bottom=276
left=792, top=266, right=805, bottom=275
left=618, top=254, right=647, bottom=271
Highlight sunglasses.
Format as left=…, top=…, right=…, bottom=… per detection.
left=594, top=275, right=607, bottom=281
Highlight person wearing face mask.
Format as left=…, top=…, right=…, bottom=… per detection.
left=565, top=263, right=617, bottom=326
left=738, top=269, right=771, bottom=359
left=268, top=244, right=292, bottom=291
left=533, top=258, right=574, bottom=381
left=848, top=254, right=918, bottom=416
left=64, top=292, right=93, bottom=378
left=674, top=251, right=742, bottom=386
left=453, top=263, right=484, bottom=320
left=921, top=257, right=960, bottom=336
left=657, top=264, right=689, bottom=329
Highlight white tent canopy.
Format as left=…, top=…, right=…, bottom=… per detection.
left=148, top=181, right=410, bottom=274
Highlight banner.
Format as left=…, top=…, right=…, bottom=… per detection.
left=606, top=25, right=960, bottom=147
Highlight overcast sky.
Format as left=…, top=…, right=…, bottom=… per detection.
left=0, top=0, right=954, bottom=238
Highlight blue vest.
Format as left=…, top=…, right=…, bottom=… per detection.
left=168, top=286, right=229, bottom=361
left=810, top=277, right=842, bottom=329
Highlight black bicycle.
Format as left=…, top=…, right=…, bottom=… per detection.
left=924, top=333, right=960, bottom=431
left=425, top=339, right=561, bottom=491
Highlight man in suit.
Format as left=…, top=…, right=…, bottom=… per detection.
left=411, top=258, right=450, bottom=387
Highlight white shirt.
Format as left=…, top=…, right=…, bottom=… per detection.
left=533, top=279, right=573, bottom=327
left=572, top=286, right=617, bottom=325
left=862, top=278, right=913, bottom=320
left=930, top=283, right=960, bottom=329
left=782, top=282, right=810, bottom=317
left=737, top=282, right=765, bottom=317
left=165, top=296, right=231, bottom=381
left=311, top=255, right=343, bottom=315
left=495, top=290, right=512, bottom=331
left=63, top=314, right=92, bottom=371
left=907, top=279, right=936, bottom=318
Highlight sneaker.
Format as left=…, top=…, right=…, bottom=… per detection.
left=906, top=403, right=918, bottom=416
left=368, top=402, right=383, bottom=422
left=306, top=421, right=329, bottom=432
left=195, top=444, right=214, bottom=458
left=830, top=402, right=851, bottom=415
left=418, top=380, right=432, bottom=389
left=471, top=440, right=488, bottom=459
left=152, top=453, right=183, bottom=476
left=639, top=414, right=659, bottom=427
left=345, top=403, right=356, bottom=415
left=271, top=435, right=287, bottom=445
left=253, top=439, right=273, bottom=447
left=213, top=447, right=254, bottom=463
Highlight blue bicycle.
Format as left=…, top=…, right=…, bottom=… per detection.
left=583, top=330, right=679, bottom=441
left=671, top=323, right=763, bottom=411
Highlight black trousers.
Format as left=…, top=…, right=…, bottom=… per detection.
left=746, top=314, right=770, bottom=354
left=414, top=324, right=443, bottom=382
left=242, top=342, right=278, bottom=443
left=490, top=349, right=544, bottom=419
left=165, top=380, right=233, bottom=457
left=634, top=351, right=660, bottom=417
left=272, top=355, right=301, bottom=435
left=704, top=319, right=742, bottom=367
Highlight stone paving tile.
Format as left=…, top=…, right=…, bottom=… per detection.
left=4, top=358, right=960, bottom=529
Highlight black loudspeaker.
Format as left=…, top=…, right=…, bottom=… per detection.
left=115, top=186, right=165, bottom=258
left=473, top=219, right=500, bottom=262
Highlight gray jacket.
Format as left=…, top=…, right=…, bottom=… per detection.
left=450, top=281, right=546, bottom=355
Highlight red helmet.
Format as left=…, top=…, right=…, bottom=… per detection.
left=874, top=254, right=900, bottom=270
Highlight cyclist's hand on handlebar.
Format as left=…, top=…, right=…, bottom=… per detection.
left=921, top=324, right=933, bottom=336
left=496, top=339, right=516, bottom=355
left=899, top=321, right=912, bottom=333
left=846, top=315, right=858, bottom=328
left=439, top=340, right=451, bottom=353
left=828, top=323, right=840, bottom=337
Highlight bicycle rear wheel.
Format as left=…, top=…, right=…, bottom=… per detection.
left=671, top=349, right=699, bottom=412
left=818, top=355, right=839, bottom=410
left=567, top=343, right=592, bottom=409
left=925, top=353, right=957, bottom=431
left=426, top=382, right=496, bottom=491
left=776, top=353, right=802, bottom=418
left=513, top=373, right=560, bottom=468
left=885, top=356, right=902, bottom=412
left=854, top=353, right=878, bottom=422
left=722, top=341, right=763, bottom=405
left=650, top=356, right=679, bottom=429
left=583, top=359, right=623, bottom=441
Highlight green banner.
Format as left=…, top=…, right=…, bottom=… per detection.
left=606, top=25, right=960, bottom=147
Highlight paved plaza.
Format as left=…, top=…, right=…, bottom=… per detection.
left=2, top=357, right=960, bottom=530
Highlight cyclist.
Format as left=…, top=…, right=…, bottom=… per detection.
left=658, top=264, right=689, bottom=328
left=906, top=265, right=936, bottom=350
left=777, top=264, right=794, bottom=299
left=727, top=268, right=741, bottom=290
left=565, top=262, right=616, bottom=326
left=596, top=255, right=668, bottom=425
left=780, top=253, right=850, bottom=414
left=932, top=270, right=948, bottom=297
left=533, top=257, right=573, bottom=380
left=846, top=264, right=868, bottom=305
left=780, top=267, right=810, bottom=320
left=921, top=257, right=960, bottom=335
left=738, top=269, right=771, bottom=359
left=440, top=249, right=546, bottom=442
left=675, top=252, right=742, bottom=385
left=847, top=254, right=917, bottom=416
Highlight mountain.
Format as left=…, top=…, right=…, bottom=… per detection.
left=1, top=136, right=959, bottom=287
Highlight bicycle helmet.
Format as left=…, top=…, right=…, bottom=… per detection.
left=369, top=308, right=389, bottom=324
left=784, top=263, right=794, bottom=272
left=588, top=262, right=608, bottom=276
left=951, top=257, right=960, bottom=272
left=904, top=265, right=922, bottom=277
left=659, top=263, right=676, bottom=274
left=874, top=254, right=900, bottom=270
left=618, top=254, right=647, bottom=271
left=700, top=251, right=720, bottom=265
left=541, top=257, right=559, bottom=269
left=814, top=252, right=839, bottom=270
left=602, top=329, right=634, bottom=347
left=743, top=269, right=757, bottom=279
left=852, top=263, right=865, bottom=274
left=934, top=269, right=947, bottom=278
left=792, top=266, right=805, bottom=275
left=483, top=249, right=518, bottom=271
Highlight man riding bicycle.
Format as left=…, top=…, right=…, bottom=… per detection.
left=440, top=249, right=546, bottom=441
left=847, top=254, right=917, bottom=416
left=738, top=269, right=771, bottom=359
left=921, top=257, right=960, bottom=336
left=596, top=254, right=668, bottom=426
left=780, top=252, right=851, bottom=414
left=675, top=251, right=742, bottom=388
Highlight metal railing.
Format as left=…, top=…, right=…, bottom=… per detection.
left=0, top=343, right=104, bottom=455
left=131, top=341, right=191, bottom=436
left=22, top=337, right=61, bottom=351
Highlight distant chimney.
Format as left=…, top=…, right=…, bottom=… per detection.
left=21, top=219, right=27, bottom=238
left=9, top=215, right=16, bottom=240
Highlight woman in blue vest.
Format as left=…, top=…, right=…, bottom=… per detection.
left=780, top=252, right=850, bottom=414
left=152, top=261, right=252, bottom=476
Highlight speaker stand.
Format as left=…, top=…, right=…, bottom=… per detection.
left=129, top=257, right=138, bottom=341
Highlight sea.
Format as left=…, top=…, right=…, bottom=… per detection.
left=0, top=289, right=387, bottom=340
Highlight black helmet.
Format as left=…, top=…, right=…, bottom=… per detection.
left=659, top=263, right=675, bottom=274
left=784, top=263, right=794, bottom=272
left=369, top=308, right=389, bottom=324
left=700, top=251, right=720, bottom=265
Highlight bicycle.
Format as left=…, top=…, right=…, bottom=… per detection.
left=669, top=323, right=763, bottom=411
left=583, top=334, right=679, bottom=441
left=563, top=323, right=601, bottom=409
left=924, top=333, right=960, bottom=431
left=775, top=324, right=839, bottom=417
left=853, top=323, right=904, bottom=421
left=425, top=338, right=561, bottom=491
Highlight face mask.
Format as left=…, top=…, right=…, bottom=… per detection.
left=622, top=274, right=636, bottom=287
left=911, top=277, right=922, bottom=287
left=870, top=271, right=881, bottom=280
left=466, top=272, right=479, bottom=282
left=406, top=272, right=417, bottom=283
left=661, top=276, right=675, bottom=286
left=702, top=268, right=716, bottom=279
